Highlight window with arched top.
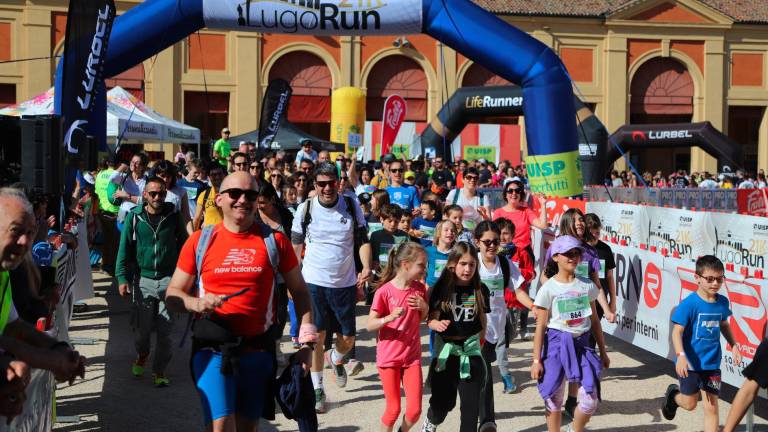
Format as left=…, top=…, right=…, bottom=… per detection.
left=630, top=57, right=693, bottom=116
left=268, top=50, right=332, bottom=126
left=461, top=62, right=512, bottom=88
left=366, top=55, right=427, bottom=121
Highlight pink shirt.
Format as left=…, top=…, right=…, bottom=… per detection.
left=371, top=280, right=427, bottom=368
left=492, top=206, right=538, bottom=249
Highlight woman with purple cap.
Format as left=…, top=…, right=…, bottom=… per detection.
left=530, top=235, right=610, bottom=432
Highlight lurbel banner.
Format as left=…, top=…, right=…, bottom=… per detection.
left=584, top=201, right=649, bottom=246
left=524, top=150, right=583, bottom=198
left=600, top=244, right=768, bottom=389
left=203, top=0, right=423, bottom=35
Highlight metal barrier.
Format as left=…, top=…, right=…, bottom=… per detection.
left=585, top=186, right=739, bottom=212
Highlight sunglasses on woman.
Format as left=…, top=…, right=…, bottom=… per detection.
left=506, top=188, right=521, bottom=194
left=390, top=168, right=404, bottom=173
left=220, top=188, right=259, bottom=202
left=250, top=165, right=261, bottom=170
left=464, top=175, right=478, bottom=181
left=479, top=239, right=500, bottom=247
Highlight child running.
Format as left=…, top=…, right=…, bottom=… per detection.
left=475, top=221, right=526, bottom=430
left=444, top=205, right=473, bottom=243
left=425, top=220, right=458, bottom=357
left=422, top=242, right=491, bottom=432
left=531, top=235, right=609, bottom=432
left=662, top=255, right=741, bottom=432
left=367, top=242, right=429, bottom=432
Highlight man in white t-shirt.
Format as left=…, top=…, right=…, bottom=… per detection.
left=446, top=167, right=491, bottom=230
left=291, top=162, right=372, bottom=413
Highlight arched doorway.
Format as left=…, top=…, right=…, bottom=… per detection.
left=268, top=50, right=333, bottom=138
left=366, top=55, right=427, bottom=122
left=461, top=62, right=517, bottom=125
left=629, top=57, right=694, bottom=174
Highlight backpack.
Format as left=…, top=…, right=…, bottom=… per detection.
left=301, top=195, right=365, bottom=272
left=450, top=188, right=485, bottom=206
left=107, top=173, right=130, bottom=206
left=192, top=187, right=213, bottom=231
left=498, top=255, right=511, bottom=290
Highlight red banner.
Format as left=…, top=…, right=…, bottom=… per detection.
left=531, top=196, right=586, bottom=227
left=737, top=188, right=768, bottom=216
left=380, top=94, right=406, bottom=156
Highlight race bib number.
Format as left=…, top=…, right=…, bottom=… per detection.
left=434, top=259, right=447, bottom=278
left=555, top=294, right=592, bottom=323
left=420, top=224, right=435, bottom=239
left=576, top=262, right=590, bottom=278
left=598, top=259, right=606, bottom=279
left=483, top=277, right=504, bottom=297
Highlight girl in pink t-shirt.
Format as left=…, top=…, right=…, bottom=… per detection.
left=367, top=242, right=429, bottom=432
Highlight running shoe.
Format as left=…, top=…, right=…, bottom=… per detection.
left=131, top=355, right=148, bottom=377
left=421, top=418, right=437, bottom=432
left=292, top=337, right=301, bottom=349
left=323, top=350, right=332, bottom=369
left=662, top=383, right=680, bottom=420
left=315, top=388, right=327, bottom=414
left=501, top=374, right=517, bottom=394
left=334, top=362, right=348, bottom=388
left=153, top=374, right=170, bottom=387
left=563, top=396, right=577, bottom=420
left=478, top=421, right=497, bottom=432
left=345, top=359, right=364, bottom=376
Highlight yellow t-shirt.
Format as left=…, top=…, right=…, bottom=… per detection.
left=196, top=186, right=222, bottom=227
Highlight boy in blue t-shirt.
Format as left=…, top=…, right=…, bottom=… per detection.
left=411, top=200, right=439, bottom=247
left=662, top=255, right=741, bottom=430
left=385, top=160, right=420, bottom=212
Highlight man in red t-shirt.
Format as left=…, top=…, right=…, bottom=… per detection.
left=166, top=172, right=315, bottom=431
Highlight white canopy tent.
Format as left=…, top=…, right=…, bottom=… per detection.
left=0, top=87, right=199, bottom=148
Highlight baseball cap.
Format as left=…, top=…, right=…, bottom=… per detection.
left=404, top=170, right=416, bottom=179
left=300, top=138, right=312, bottom=147
left=477, top=158, right=487, bottom=165
left=549, top=236, right=585, bottom=256
left=222, top=128, right=230, bottom=133
left=358, top=192, right=371, bottom=205
left=83, top=173, right=96, bottom=185
left=381, top=154, right=396, bottom=164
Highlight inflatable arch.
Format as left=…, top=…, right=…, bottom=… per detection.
left=418, top=85, right=608, bottom=187
left=58, top=0, right=581, bottom=197
left=608, top=122, right=743, bottom=176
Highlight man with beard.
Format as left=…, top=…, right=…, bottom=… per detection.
left=116, top=177, right=188, bottom=387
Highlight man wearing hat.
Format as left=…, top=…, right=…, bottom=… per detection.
left=213, top=128, right=232, bottom=169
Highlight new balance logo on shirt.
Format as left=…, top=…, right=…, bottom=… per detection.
left=222, top=249, right=257, bottom=266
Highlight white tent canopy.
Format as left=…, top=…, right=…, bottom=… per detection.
left=0, top=87, right=199, bottom=146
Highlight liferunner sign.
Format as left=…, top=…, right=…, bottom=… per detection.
left=203, top=0, right=422, bottom=35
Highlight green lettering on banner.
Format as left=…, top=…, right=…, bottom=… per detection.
left=524, top=150, right=583, bottom=198
left=463, top=146, right=496, bottom=162
left=379, top=143, right=410, bottom=159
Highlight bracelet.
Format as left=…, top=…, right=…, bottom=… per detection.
left=533, top=359, right=541, bottom=364
left=676, top=352, right=686, bottom=357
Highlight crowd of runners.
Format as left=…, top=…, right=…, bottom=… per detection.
left=0, top=127, right=766, bottom=431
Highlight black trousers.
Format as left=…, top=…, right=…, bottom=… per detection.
left=427, top=354, right=485, bottom=432
left=480, top=342, right=496, bottom=425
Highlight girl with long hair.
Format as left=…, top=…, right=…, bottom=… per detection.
left=366, top=242, right=428, bottom=432
left=422, top=242, right=490, bottom=432
left=531, top=236, right=610, bottom=432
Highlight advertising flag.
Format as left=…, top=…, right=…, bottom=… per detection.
left=258, top=79, right=292, bottom=150
left=60, top=0, right=116, bottom=158
left=380, top=94, right=406, bottom=156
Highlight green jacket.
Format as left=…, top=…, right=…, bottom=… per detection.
left=115, top=202, right=188, bottom=285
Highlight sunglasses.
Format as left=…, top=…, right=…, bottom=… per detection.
left=696, top=274, right=725, bottom=284
left=479, top=239, right=500, bottom=247
left=390, top=168, right=404, bottom=173
left=505, top=188, right=521, bottom=194
left=250, top=165, right=261, bottom=170
left=295, top=178, right=307, bottom=183
left=316, top=180, right=337, bottom=189
left=234, top=162, right=248, bottom=167
left=147, top=191, right=167, bottom=198
left=271, top=174, right=282, bottom=179
left=341, top=177, right=349, bottom=181
left=220, top=188, right=259, bottom=202
left=464, top=175, right=478, bottom=181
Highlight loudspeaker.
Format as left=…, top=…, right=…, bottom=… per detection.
left=19, top=115, right=63, bottom=195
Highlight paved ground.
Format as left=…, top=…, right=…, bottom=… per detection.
left=52, top=270, right=768, bottom=431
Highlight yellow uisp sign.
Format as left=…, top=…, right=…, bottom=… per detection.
left=463, top=146, right=496, bottom=161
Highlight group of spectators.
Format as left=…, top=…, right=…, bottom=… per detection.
left=608, top=168, right=768, bottom=189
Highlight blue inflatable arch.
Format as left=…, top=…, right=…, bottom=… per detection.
left=65, top=0, right=582, bottom=197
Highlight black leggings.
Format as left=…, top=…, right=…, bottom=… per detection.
left=427, top=355, right=486, bottom=432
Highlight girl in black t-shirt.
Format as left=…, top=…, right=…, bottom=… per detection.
left=422, top=242, right=491, bottom=432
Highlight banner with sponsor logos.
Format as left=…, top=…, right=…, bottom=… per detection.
left=584, top=201, right=649, bottom=246
left=202, top=0, right=423, bottom=35
left=531, top=196, right=585, bottom=227
left=601, top=244, right=768, bottom=389
left=258, top=79, right=292, bottom=151
left=381, top=94, right=406, bottom=156
left=737, top=188, right=768, bottom=216
left=463, top=146, right=497, bottom=162
left=645, top=206, right=716, bottom=262
left=711, top=212, right=768, bottom=274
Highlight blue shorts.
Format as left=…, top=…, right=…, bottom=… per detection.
left=307, top=283, right=357, bottom=336
left=679, top=369, right=721, bottom=396
left=192, top=349, right=274, bottom=424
